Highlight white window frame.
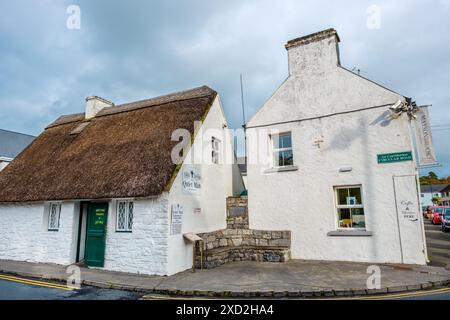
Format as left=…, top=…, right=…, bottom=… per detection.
left=270, top=132, right=294, bottom=168
left=211, top=137, right=221, bottom=165
left=47, top=202, right=61, bottom=231
left=116, top=200, right=134, bottom=232
left=334, top=185, right=366, bottom=231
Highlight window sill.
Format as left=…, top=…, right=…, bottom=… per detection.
left=48, top=229, right=59, bottom=232
left=263, top=166, right=299, bottom=174
left=327, top=230, right=373, bottom=237
left=116, top=230, right=133, bottom=233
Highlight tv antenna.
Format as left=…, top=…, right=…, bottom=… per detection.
left=351, top=67, right=367, bottom=76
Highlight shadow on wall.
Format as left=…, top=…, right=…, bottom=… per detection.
left=370, top=110, right=393, bottom=127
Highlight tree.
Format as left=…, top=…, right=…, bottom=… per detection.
left=432, top=197, right=441, bottom=205
left=428, top=171, right=438, bottom=180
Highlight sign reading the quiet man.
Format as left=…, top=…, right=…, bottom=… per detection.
left=182, top=166, right=202, bottom=195
left=377, top=151, right=413, bottom=164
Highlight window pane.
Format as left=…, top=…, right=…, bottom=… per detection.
left=128, top=202, right=134, bottom=230
left=349, top=188, right=362, bottom=205
left=338, top=209, right=352, bottom=228
left=281, top=150, right=293, bottom=166
left=351, top=208, right=365, bottom=228
left=117, top=202, right=126, bottom=230
left=273, top=133, right=292, bottom=150
left=274, top=150, right=294, bottom=167
left=280, top=134, right=292, bottom=149
left=337, top=189, right=348, bottom=206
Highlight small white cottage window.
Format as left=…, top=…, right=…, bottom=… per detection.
left=212, top=137, right=221, bottom=165
left=48, top=203, right=61, bottom=231
left=335, top=186, right=366, bottom=230
left=271, top=132, right=293, bottom=167
left=116, top=201, right=134, bottom=232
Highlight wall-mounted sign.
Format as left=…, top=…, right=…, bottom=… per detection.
left=377, top=151, right=413, bottom=164
left=414, top=107, right=437, bottom=166
left=182, top=166, right=202, bottom=195
left=170, top=204, right=183, bottom=236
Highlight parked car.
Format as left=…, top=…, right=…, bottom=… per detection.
left=431, top=207, right=444, bottom=225
left=441, top=208, right=450, bottom=232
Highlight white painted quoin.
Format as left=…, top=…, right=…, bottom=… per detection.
left=0, top=88, right=244, bottom=276
left=246, top=29, right=428, bottom=265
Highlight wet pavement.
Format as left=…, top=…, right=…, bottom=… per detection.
left=0, top=279, right=142, bottom=300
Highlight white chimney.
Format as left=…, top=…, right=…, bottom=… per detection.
left=285, top=28, right=341, bottom=76
left=85, top=96, right=114, bottom=119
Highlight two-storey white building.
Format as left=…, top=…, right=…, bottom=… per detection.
left=246, top=29, right=429, bottom=265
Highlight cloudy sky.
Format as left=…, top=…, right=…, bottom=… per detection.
left=1, top=0, right=449, bottom=176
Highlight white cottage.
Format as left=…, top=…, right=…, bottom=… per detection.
left=0, top=86, right=244, bottom=276
left=246, top=29, right=429, bottom=265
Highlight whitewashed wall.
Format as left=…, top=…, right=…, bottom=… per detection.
left=0, top=202, right=78, bottom=265
left=167, top=96, right=241, bottom=275
left=104, top=197, right=169, bottom=276
left=247, top=34, right=427, bottom=265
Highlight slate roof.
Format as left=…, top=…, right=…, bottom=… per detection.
left=0, top=129, right=35, bottom=159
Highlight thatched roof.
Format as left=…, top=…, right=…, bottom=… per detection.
left=0, top=86, right=217, bottom=203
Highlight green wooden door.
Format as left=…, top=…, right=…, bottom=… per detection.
left=84, top=203, right=108, bottom=267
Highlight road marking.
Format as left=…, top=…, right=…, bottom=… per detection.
left=143, top=287, right=450, bottom=301
left=0, top=274, right=73, bottom=291
left=313, top=287, right=450, bottom=300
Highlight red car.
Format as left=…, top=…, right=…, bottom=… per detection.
left=431, top=207, right=447, bottom=225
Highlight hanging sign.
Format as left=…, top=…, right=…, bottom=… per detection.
left=170, top=204, right=183, bottom=235
left=377, top=151, right=413, bottom=164
left=414, top=107, right=437, bottom=166
left=182, top=166, right=202, bottom=195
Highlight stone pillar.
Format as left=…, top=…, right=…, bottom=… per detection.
left=226, top=197, right=248, bottom=229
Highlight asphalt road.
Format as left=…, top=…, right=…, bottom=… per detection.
left=424, top=218, right=450, bottom=269
left=0, top=279, right=142, bottom=300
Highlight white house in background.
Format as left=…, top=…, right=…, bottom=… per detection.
left=0, top=129, right=34, bottom=171
left=246, top=29, right=429, bottom=265
left=420, top=184, right=448, bottom=208
left=0, top=86, right=244, bottom=276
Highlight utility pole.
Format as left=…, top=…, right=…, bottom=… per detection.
left=240, top=74, right=247, bottom=168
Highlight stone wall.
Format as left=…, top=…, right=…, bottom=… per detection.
left=226, top=197, right=248, bottom=229
left=195, top=197, right=291, bottom=269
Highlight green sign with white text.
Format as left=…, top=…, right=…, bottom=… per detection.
left=377, top=151, right=413, bottom=164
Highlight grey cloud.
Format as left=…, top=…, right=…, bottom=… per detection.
left=0, top=0, right=449, bottom=175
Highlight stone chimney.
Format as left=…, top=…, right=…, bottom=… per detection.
left=85, top=96, right=114, bottom=119
left=285, top=28, right=341, bottom=76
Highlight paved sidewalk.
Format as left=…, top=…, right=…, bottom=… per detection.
left=1, top=259, right=450, bottom=298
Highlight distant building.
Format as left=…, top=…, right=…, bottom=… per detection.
left=237, top=157, right=247, bottom=188
left=438, top=185, right=450, bottom=206
left=419, top=184, right=448, bottom=207
left=0, top=129, right=35, bottom=171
